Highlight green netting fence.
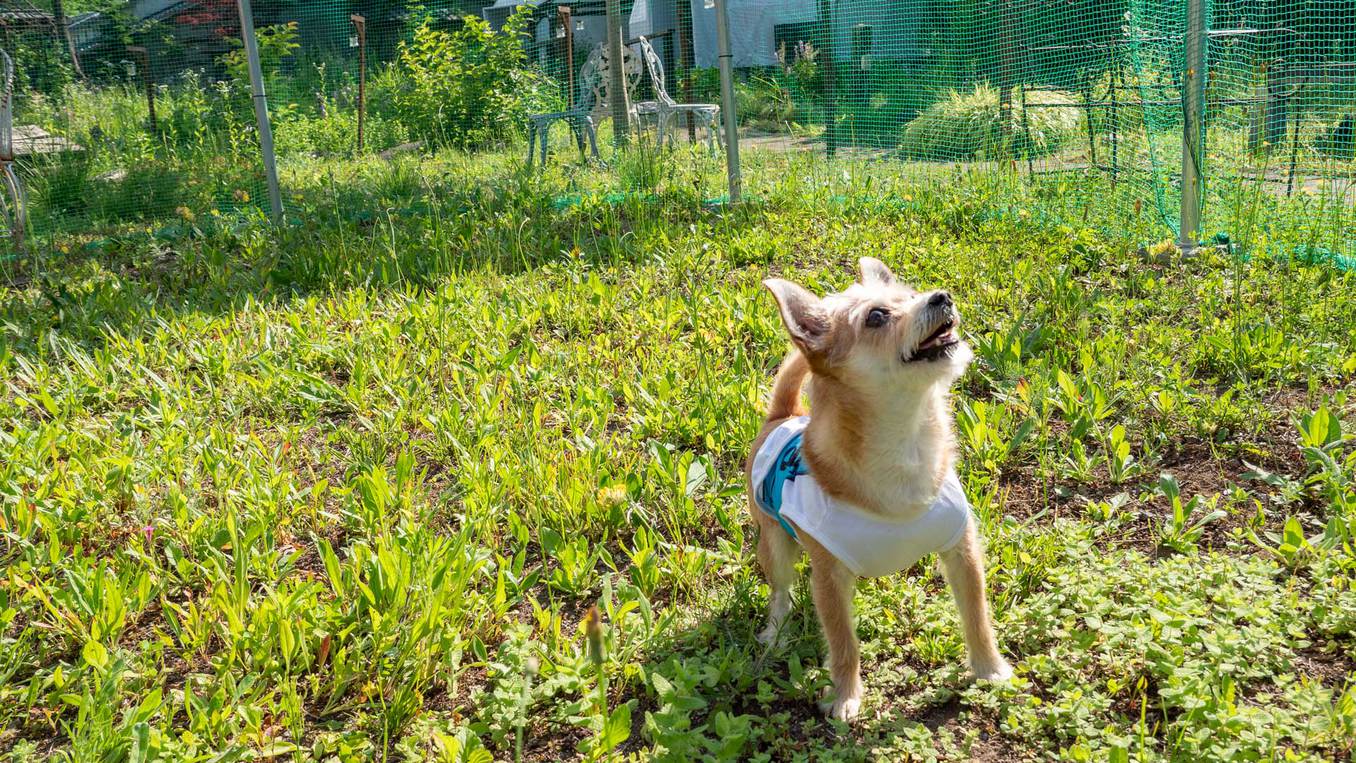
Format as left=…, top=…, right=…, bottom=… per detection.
left=0, top=0, right=1353, bottom=264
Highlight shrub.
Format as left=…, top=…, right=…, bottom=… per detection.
left=900, top=84, right=1081, bottom=160
left=161, top=73, right=251, bottom=148
left=90, top=162, right=191, bottom=221
left=31, top=152, right=193, bottom=224
left=735, top=76, right=795, bottom=130
left=274, top=109, right=410, bottom=157
left=782, top=41, right=824, bottom=101
left=221, top=22, right=301, bottom=96
left=392, top=10, right=552, bottom=149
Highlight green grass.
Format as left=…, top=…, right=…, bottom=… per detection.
left=899, top=85, right=1083, bottom=161
left=1, top=145, right=1355, bottom=762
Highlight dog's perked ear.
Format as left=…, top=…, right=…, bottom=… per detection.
left=764, top=278, right=831, bottom=354
left=857, top=256, right=896, bottom=286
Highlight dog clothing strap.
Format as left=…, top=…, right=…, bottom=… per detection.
left=756, top=431, right=809, bottom=539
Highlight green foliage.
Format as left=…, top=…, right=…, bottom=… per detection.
left=275, top=108, right=409, bottom=157
left=1155, top=473, right=1227, bottom=553
left=391, top=9, right=550, bottom=149
left=900, top=84, right=1082, bottom=160
left=221, top=22, right=303, bottom=93
left=735, top=76, right=796, bottom=130
left=2, top=144, right=1355, bottom=761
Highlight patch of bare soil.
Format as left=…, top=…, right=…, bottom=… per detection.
left=996, top=394, right=1320, bottom=556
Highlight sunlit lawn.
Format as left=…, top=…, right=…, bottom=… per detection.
left=2, top=145, right=1354, bottom=761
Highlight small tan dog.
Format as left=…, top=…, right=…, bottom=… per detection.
left=746, top=257, right=1012, bottom=721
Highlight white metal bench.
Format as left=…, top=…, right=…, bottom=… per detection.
left=1, top=49, right=27, bottom=246
left=633, top=36, right=721, bottom=151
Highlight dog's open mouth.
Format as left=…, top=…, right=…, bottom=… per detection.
left=906, top=319, right=959, bottom=362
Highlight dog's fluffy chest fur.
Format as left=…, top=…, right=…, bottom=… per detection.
left=804, top=382, right=954, bottom=518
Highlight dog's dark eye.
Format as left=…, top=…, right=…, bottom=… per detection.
left=865, top=307, right=889, bottom=328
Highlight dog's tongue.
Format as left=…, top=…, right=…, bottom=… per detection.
left=919, top=327, right=955, bottom=350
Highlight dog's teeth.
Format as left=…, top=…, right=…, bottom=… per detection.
left=919, top=330, right=954, bottom=350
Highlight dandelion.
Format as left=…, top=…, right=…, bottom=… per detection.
left=1147, top=239, right=1181, bottom=260
left=596, top=485, right=627, bottom=508
left=175, top=206, right=195, bottom=222
left=233, top=189, right=251, bottom=203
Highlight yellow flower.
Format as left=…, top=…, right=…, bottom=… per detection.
left=175, top=206, right=195, bottom=222
left=233, top=189, right=251, bottom=203
left=1147, top=239, right=1180, bottom=260
left=596, top=485, right=627, bottom=508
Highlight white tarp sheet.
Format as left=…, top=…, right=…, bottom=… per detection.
left=629, top=0, right=817, bottom=68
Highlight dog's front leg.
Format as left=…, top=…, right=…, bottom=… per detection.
left=940, top=517, right=1013, bottom=681
left=807, top=547, right=863, bottom=721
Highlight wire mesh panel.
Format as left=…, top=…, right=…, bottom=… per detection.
left=0, top=0, right=1352, bottom=262
left=719, top=0, right=1354, bottom=257
left=0, top=0, right=271, bottom=248
left=705, top=0, right=1179, bottom=238
left=1203, top=0, right=1356, bottom=257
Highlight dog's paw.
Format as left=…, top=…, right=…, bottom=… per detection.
left=756, top=623, right=785, bottom=647
left=820, top=694, right=862, bottom=722
left=972, top=659, right=1014, bottom=682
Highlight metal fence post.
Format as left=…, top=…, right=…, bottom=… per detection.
left=351, top=14, right=366, bottom=153
left=236, top=0, right=284, bottom=223
left=714, top=0, right=742, bottom=202
left=1179, top=0, right=1206, bottom=250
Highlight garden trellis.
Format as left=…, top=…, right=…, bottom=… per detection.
left=0, top=0, right=1351, bottom=262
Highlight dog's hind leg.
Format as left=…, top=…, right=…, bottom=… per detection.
left=940, top=517, right=1013, bottom=681
left=755, top=517, right=799, bottom=647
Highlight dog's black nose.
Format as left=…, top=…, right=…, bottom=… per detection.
left=928, top=291, right=953, bottom=308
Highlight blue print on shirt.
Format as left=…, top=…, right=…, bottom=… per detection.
left=756, top=431, right=808, bottom=539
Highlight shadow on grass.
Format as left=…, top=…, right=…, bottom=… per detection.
left=0, top=157, right=770, bottom=354
left=593, top=574, right=1003, bottom=761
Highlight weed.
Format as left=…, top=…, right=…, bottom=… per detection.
left=1155, top=473, right=1228, bottom=553
left=1, top=146, right=1353, bottom=761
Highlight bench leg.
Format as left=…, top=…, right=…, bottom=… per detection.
left=2, top=163, right=23, bottom=246
left=2, top=167, right=21, bottom=248
left=658, top=111, right=672, bottom=149
left=572, top=118, right=587, bottom=158
left=585, top=119, right=600, bottom=162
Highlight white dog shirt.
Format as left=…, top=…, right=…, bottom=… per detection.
left=751, top=416, right=971, bottom=578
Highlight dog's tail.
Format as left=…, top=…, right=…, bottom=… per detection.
left=766, top=350, right=809, bottom=421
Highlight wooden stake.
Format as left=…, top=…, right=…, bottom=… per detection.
left=127, top=46, right=156, bottom=134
